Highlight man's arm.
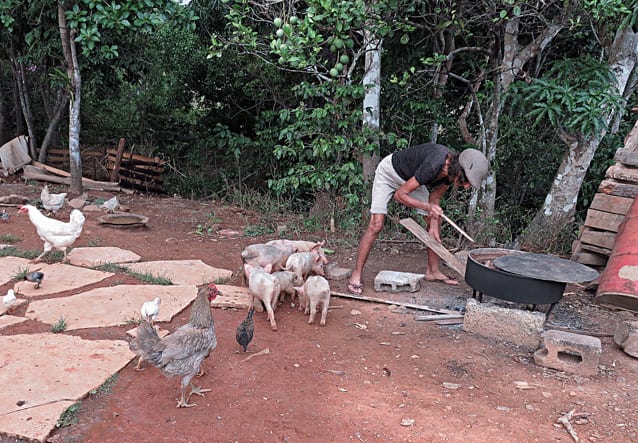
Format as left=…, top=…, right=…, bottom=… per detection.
left=394, top=177, right=443, bottom=217
left=426, top=184, right=448, bottom=242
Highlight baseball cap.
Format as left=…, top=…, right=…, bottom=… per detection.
left=459, top=149, right=488, bottom=188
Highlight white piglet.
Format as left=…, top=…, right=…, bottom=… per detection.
left=285, top=251, right=325, bottom=284
left=294, top=276, right=331, bottom=326
left=244, top=263, right=281, bottom=331
left=272, top=270, right=303, bottom=307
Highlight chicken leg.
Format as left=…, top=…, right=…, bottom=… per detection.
left=176, top=376, right=211, bottom=408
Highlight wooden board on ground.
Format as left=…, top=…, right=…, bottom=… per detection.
left=212, top=284, right=263, bottom=312
left=399, top=217, right=466, bottom=278
left=414, top=313, right=464, bottom=321
left=330, top=290, right=458, bottom=315
left=22, top=164, right=120, bottom=191
left=590, top=193, right=634, bottom=215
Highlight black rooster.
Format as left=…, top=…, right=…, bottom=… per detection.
left=235, top=308, right=255, bottom=352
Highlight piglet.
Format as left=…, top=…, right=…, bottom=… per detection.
left=272, top=270, right=303, bottom=306
left=266, top=239, right=329, bottom=265
left=285, top=251, right=325, bottom=283
left=294, top=276, right=331, bottom=326
left=244, top=263, right=281, bottom=331
left=241, top=243, right=296, bottom=271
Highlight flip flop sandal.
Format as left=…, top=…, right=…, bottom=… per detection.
left=347, top=282, right=364, bottom=295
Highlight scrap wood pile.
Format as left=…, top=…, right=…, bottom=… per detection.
left=0, top=135, right=165, bottom=193
left=572, top=118, right=638, bottom=268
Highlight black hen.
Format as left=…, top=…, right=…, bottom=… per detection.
left=235, top=308, right=255, bottom=352
left=24, top=271, right=44, bottom=288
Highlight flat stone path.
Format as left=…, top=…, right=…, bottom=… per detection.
left=0, top=252, right=236, bottom=442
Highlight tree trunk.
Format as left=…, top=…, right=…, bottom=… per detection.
left=10, top=42, right=38, bottom=159
left=59, top=2, right=83, bottom=194
left=519, top=27, right=638, bottom=250
left=469, top=18, right=564, bottom=239
left=360, top=29, right=382, bottom=183
left=38, top=89, right=69, bottom=163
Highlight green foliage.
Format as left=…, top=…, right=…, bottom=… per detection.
left=0, top=247, right=40, bottom=260
left=57, top=402, right=81, bottom=428
left=243, top=224, right=274, bottom=237
left=51, top=317, right=67, bottom=333
left=125, top=270, right=172, bottom=285
left=512, top=57, right=624, bottom=138
left=89, top=374, right=118, bottom=395
left=0, top=234, right=20, bottom=243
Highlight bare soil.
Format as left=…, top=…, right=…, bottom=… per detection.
left=1, top=180, right=638, bottom=443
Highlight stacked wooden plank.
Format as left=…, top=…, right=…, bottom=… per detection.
left=572, top=120, right=638, bottom=267
left=46, top=148, right=104, bottom=179
left=104, top=148, right=165, bottom=193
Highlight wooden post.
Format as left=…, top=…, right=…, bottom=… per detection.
left=110, top=138, right=126, bottom=182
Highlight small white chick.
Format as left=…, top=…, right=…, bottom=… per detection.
left=3, top=289, right=16, bottom=309
left=100, top=196, right=120, bottom=213
left=140, top=297, right=161, bottom=323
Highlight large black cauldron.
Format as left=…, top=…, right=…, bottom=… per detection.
left=465, top=248, right=566, bottom=306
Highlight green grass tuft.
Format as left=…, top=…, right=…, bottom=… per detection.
left=51, top=317, right=67, bottom=333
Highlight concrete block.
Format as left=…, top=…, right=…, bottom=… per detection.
left=534, top=329, right=601, bottom=376
left=614, top=320, right=638, bottom=358
left=373, top=270, right=425, bottom=293
left=462, top=298, right=545, bottom=349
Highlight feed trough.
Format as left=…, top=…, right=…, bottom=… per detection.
left=97, top=213, right=148, bottom=228
left=465, top=248, right=599, bottom=309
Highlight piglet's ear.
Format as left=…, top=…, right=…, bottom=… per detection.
left=264, top=263, right=273, bottom=273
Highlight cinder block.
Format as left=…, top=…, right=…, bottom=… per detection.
left=534, top=329, right=601, bottom=376
left=463, top=298, right=545, bottom=348
left=373, top=270, right=425, bottom=293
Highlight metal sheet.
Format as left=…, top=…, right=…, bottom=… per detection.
left=494, top=252, right=599, bottom=283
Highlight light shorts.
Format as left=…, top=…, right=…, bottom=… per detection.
left=370, top=154, right=430, bottom=215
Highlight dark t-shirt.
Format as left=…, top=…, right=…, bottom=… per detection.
left=391, top=143, right=451, bottom=187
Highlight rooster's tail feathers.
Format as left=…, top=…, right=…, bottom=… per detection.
left=135, top=320, right=164, bottom=367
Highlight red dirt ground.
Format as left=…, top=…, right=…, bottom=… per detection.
left=1, top=181, right=638, bottom=443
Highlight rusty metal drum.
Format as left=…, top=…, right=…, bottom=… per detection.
left=596, top=196, right=638, bottom=311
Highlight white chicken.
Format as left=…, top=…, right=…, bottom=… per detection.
left=141, top=297, right=161, bottom=323
left=3, top=289, right=16, bottom=309
left=100, top=196, right=120, bottom=213
left=19, top=204, right=85, bottom=262
left=40, top=185, right=67, bottom=213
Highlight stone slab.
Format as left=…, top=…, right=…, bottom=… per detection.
left=12, top=263, right=113, bottom=297
left=26, top=285, right=199, bottom=330
left=0, top=256, right=32, bottom=285
left=67, top=247, right=141, bottom=267
left=0, top=314, right=27, bottom=329
left=124, top=260, right=233, bottom=286
left=374, top=270, right=425, bottom=293
left=0, top=333, right=131, bottom=443
left=213, top=284, right=263, bottom=312
left=0, top=297, right=27, bottom=316
left=324, top=263, right=352, bottom=281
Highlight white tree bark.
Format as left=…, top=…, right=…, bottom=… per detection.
left=360, top=29, right=382, bottom=183
left=520, top=27, right=638, bottom=249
